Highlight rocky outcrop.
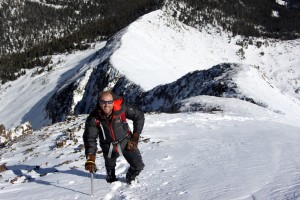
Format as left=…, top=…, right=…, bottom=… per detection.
left=139, top=63, right=258, bottom=113
left=46, top=59, right=265, bottom=124
left=0, top=122, right=33, bottom=146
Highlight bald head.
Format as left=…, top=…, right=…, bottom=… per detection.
left=99, top=91, right=114, bottom=100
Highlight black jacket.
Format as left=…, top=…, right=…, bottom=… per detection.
left=83, top=98, right=145, bottom=156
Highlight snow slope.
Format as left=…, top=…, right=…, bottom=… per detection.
left=1, top=107, right=300, bottom=200
left=0, top=42, right=106, bottom=129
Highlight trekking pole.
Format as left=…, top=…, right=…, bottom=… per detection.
left=90, top=172, right=94, bottom=196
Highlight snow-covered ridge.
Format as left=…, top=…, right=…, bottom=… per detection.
left=44, top=9, right=300, bottom=126
left=111, top=10, right=300, bottom=98
left=1, top=9, right=300, bottom=130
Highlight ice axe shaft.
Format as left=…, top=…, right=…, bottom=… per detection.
left=90, top=172, right=94, bottom=196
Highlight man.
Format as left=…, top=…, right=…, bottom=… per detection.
left=83, top=91, right=145, bottom=184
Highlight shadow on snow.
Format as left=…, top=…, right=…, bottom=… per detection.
left=7, top=164, right=106, bottom=195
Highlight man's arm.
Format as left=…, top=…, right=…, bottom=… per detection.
left=83, top=115, right=99, bottom=156
left=125, top=104, right=145, bottom=151
left=125, top=104, right=145, bottom=135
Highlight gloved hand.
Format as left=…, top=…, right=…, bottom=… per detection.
left=126, top=133, right=139, bottom=151
left=85, top=154, right=97, bottom=173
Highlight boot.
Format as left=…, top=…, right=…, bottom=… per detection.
left=126, top=168, right=140, bottom=184
left=106, top=169, right=118, bottom=183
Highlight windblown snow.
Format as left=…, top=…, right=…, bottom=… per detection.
left=0, top=110, right=300, bottom=200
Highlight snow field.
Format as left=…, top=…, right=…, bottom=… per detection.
left=1, top=110, right=300, bottom=199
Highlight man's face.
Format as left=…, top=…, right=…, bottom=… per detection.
left=99, top=94, right=114, bottom=116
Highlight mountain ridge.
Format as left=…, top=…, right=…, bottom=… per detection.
left=1, top=8, right=300, bottom=130
left=1, top=0, right=300, bottom=84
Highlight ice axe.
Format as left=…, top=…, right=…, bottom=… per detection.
left=90, top=166, right=98, bottom=196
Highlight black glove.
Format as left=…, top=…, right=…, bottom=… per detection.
left=127, top=133, right=139, bottom=151
left=85, top=154, right=97, bottom=173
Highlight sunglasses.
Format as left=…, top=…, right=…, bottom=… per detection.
left=99, top=100, right=114, bottom=104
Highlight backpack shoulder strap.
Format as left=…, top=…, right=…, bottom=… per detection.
left=95, top=118, right=101, bottom=126
left=94, top=117, right=106, bottom=140
left=120, top=112, right=126, bottom=123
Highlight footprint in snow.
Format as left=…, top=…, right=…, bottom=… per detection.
left=111, top=181, right=122, bottom=191
left=68, top=180, right=75, bottom=184
left=162, top=155, right=172, bottom=160
left=179, top=191, right=187, bottom=195
left=103, top=181, right=124, bottom=200
left=115, top=158, right=129, bottom=175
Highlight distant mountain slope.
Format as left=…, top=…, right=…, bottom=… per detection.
left=0, top=9, right=300, bottom=130
left=0, top=0, right=163, bottom=56
left=0, top=0, right=163, bottom=83
left=0, top=0, right=104, bottom=55
left=0, top=42, right=106, bottom=129
left=2, top=0, right=300, bottom=85
left=165, top=0, right=300, bottom=39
